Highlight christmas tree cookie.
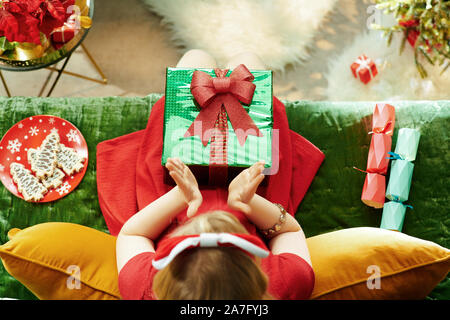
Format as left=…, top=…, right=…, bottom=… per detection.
left=56, top=144, right=86, bottom=176
left=10, top=163, right=47, bottom=202
left=28, top=148, right=65, bottom=190
left=30, top=132, right=60, bottom=179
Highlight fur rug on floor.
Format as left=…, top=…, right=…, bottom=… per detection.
left=141, top=0, right=338, bottom=71
left=325, top=30, right=450, bottom=101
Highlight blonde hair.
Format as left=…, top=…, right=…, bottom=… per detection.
left=152, top=211, right=270, bottom=300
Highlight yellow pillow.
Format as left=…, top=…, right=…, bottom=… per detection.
left=0, top=223, right=121, bottom=300
left=0, top=224, right=449, bottom=300
left=308, top=227, right=450, bottom=299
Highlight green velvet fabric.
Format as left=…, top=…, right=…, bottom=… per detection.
left=0, top=95, right=448, bottom=300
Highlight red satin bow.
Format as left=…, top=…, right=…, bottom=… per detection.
left=184, top=64, right=263, bottom=146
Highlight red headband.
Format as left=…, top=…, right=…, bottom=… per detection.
left=152, top=233, right=270, bottom=270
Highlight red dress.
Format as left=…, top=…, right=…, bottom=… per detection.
left=96, top=96, right=325, bottom=300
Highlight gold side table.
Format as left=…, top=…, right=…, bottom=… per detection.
left=0, top=0, right=107, bottom=97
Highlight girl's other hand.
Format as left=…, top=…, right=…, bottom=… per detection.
left=227, top=161, right=265, bottom=215
left=166, top=158, right=203, bottom=217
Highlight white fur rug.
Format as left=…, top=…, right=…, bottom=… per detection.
left=141, top=0, right=338, bottom=71
left=325, top=30, right=450, bottom=101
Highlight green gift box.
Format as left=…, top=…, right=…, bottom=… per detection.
left=393, top=128, right=421, bottom=161
left=385, top=160, right=414, bottom=202
left=380, top=201, right=408, bottom=232
left=162, top=67, right=273, bottom=185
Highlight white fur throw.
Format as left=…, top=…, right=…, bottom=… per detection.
left=325, top=30, right=450, bottom=101
left=141, top=0, right=338, bottom=71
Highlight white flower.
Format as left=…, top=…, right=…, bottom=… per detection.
left=29, top=126, right=39, bottom=136
left=56, top=181, right=71, bottom=195
left=50, top=128, right=59, bottom=135
left=66, top=129, right=80, bottom=144
left=0, top=164, right=4, bottom=172
left=18, top=123, right=24, bottom=129
left=7, top=139, right=22, bottom=154
left=49, top=118, right=55, bottom=124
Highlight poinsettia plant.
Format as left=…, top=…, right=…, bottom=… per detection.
left=0, top=0, right=75, bottom=45
left=372, top=0, right=449, bottom=78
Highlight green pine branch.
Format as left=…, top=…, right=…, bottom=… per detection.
left=372, top=0, right=449, bottom=78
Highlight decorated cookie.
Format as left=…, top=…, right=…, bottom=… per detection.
left=27, top=148, right=38, bottom=164
left=10, top=162, right=48, bottom=202
left=31, top=132, right=60, bottom=179
left=41, top=167, right=65, bottom=189
left=56, top=144, right=86, bottom=176
left=28, top=146, right=65, bottom=190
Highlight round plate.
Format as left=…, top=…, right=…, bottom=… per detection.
left=0, top=115, right=88, bottom=203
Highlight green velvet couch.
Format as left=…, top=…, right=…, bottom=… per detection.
left=0, top=95, right=448, bottom=300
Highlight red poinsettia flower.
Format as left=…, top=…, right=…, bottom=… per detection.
left=0, top=1, right=41, bottom=44
left=14, top=0, right=44, bottom=12
left=0, top=0, right=75, bottom=44
left=398, top=19, right=420, bottom=28
left=34, top=0, right=69, bottom=37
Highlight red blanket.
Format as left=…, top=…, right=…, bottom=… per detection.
left=96, top=97, right=325, bottom=237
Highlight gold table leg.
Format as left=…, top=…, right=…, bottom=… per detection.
left=0, top=70, right=11, bottom=97
left=38, top=69, right=55, bottom=97
left=45, top=44, right=108, bottom=85
left=2, top=44, right=107, bottom=97
left=81, top=43, right=108, bottom=84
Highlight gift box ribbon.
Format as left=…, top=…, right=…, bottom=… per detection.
left=386, top=151, right=405, bottom=160
left=52, top=23, right=77, bottom=43
left=353, top=166, right=385, bottom=175
left=369, top=121, right=393, bottom=135
left=355, top=56, right=375, bottom=80
left=184, top=64, right=263, bottom=147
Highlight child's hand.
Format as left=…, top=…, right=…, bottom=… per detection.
left=166, top=158, right=203, bottom=217
left=227, top=161, right=265, bottom=215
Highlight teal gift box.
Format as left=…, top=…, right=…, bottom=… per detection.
left=386, top=159, right=414, bottom=202
left=162, top=67, right=273, bottom=185
left=394, top=128, right=421, bottom=161
left=380, top=201, right=408, bottom=231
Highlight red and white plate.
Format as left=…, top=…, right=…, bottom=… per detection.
left=0, top=115, right=88, bottom=203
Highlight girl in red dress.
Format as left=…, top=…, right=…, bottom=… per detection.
left=99, top=50, right=324, bottom=300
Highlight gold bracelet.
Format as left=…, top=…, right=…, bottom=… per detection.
left=260, top=203, right=287, bottom=237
